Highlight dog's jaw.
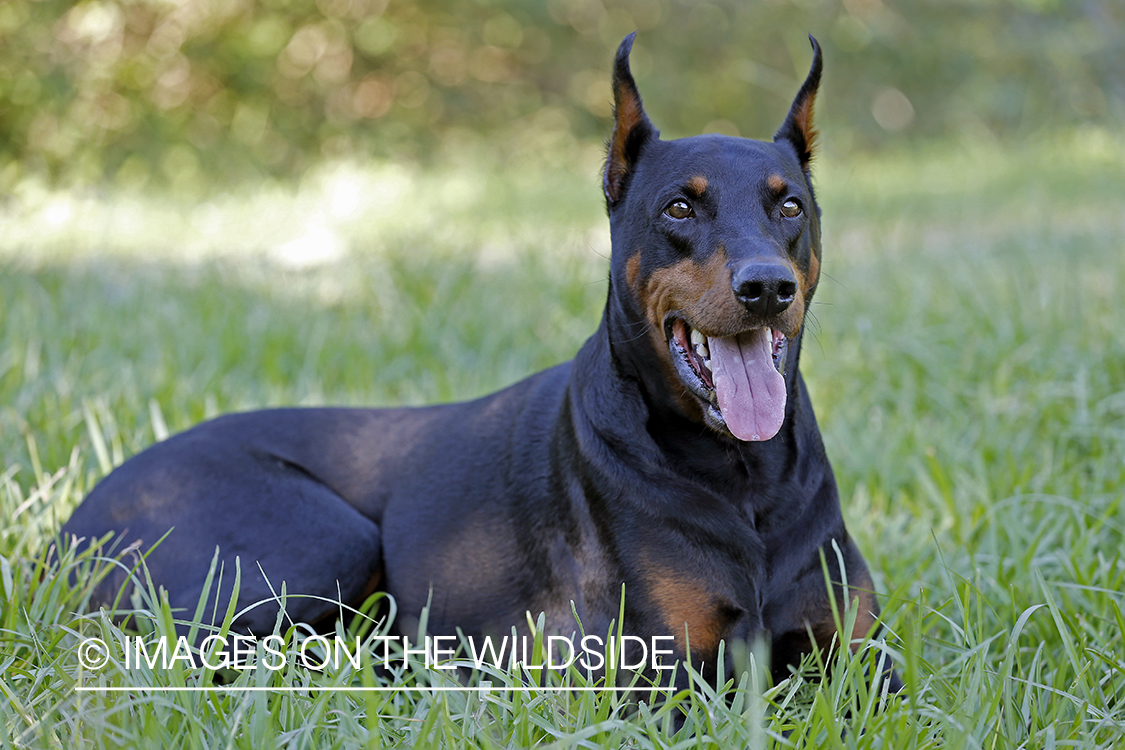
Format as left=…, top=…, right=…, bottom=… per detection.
left=666, top=317, right=789, bottom=441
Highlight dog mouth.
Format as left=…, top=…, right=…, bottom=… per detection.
left=667, top=318, right=789, bottom=442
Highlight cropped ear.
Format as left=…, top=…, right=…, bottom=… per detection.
left=774, top=36, right=823, bottom=172
left=604, top=32, right=656, bottom=207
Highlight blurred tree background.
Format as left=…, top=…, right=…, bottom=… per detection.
left=1, top=0, right=1121, bottom=192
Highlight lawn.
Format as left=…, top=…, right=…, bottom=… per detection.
left=2, top=129, right=1124, bottom=748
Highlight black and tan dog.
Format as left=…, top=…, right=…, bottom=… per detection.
left=61, top=33, right=899, bottom=691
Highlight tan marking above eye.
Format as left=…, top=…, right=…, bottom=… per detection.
left=664, top=200, right=693, bottom=220
left=781, top=199, right=802, bottom=218
left=686, top=175, right=708, bottom=196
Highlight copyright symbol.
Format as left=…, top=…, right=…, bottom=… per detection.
left=78, top=638, right=109, bottom=671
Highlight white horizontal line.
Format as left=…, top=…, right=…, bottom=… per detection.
left=76, top=685, right=655, bottom=693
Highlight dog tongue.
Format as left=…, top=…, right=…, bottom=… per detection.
left=709, top=329, right=786, bottom=442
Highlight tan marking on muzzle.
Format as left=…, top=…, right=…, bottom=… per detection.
left=625, top=251, right=641, bottom=289
left=636, top=246, right=809, bottom=415
left=806, top=249, right=820, bottom=290
left=641, top=249, right=744, bottom=338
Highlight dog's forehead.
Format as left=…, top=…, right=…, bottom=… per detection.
left=644, top=134, right=803, bottom=189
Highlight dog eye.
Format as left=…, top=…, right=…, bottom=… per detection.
left=780, top=199, right=802, bottom=218
left=664, top=200, right=694, bottom=220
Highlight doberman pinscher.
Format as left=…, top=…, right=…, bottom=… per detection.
left=61, top=33, right=901, bottom=693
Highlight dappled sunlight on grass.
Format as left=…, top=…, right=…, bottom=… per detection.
left=818, top=127, right=1125, bottom=263
left=7, top=128, right=1122, bottom=275
left=1, top=137, right=608, bottom=268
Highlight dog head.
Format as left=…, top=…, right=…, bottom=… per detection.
left=604, top=33, right=823, bottom=443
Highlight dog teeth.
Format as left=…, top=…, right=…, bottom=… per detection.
left=689, top=329, right=710, bottom=365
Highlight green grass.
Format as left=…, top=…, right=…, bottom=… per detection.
left=2, top=128, right=1125, bottom=748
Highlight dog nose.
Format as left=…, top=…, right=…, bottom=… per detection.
left=731, top=262, right=797, bottom=317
